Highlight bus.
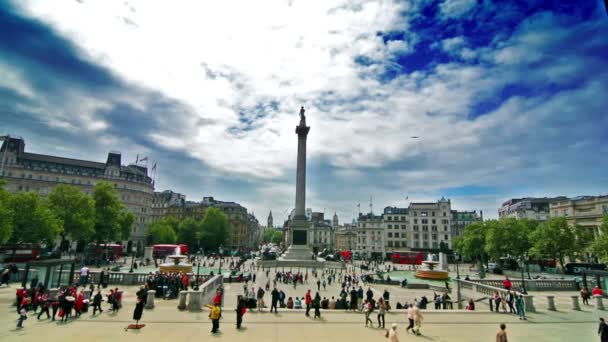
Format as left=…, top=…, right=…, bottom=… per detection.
left=0, top=245, right=40, bottom=262
left=390, top=251, right=424, bottom=265
left=85, top=243, right=123, bottom=262
left=152, top=244, right=189, bottom=258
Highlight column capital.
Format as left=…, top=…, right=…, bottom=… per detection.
left=295, top=125, right=310, bottom=137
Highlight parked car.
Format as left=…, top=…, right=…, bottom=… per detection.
left=487, top=262, right=503, bottom=274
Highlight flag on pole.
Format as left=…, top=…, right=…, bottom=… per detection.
left=136, top=154, right=139, bottom=164
left=152, top=162, right=157, bottom=171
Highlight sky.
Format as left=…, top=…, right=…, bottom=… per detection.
left=1, top=0, right=607, bottom=226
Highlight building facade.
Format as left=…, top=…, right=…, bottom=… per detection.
left=355, top=213, right=385, bottom=259
left=267, top=210, right=273, bottom=229
left=246, top=213, right=262, bottom=250
left=309, top=212, right=334, bottom=251
left=408, top=197, right=452, bottom=250
left=382, top=206, right=409, bottom=250
left=451, top=210, right=483, bottom=238
left=0, top=136, right=154, bottom=251
left=335, top=226, right=356, bottom=251
left=550, top=195, right=608, bottom=236
left=151, top=190, right=185, bottom=223
left=498, top=197, right=566, bottom=221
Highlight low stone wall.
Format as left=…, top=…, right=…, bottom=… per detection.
left=469, top=278, right=577, bottom=291
left=456, top=279, right=535, bottom=312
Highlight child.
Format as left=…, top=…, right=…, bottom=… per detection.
left=17, top=308, right=27, bottom=328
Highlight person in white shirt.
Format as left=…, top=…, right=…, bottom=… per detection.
left=406, top=304, right=415, bottom=333
left=79, top=266, right=89, bottom=285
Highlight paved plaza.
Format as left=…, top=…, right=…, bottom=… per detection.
left=0, top=260, right=604, bottom=342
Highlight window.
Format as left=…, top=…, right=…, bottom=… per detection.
left=432, top=242, right=438, bottom=248
left=21, top=173, right=25, bottom=178
left=39, top=175, right=43, bottom=180
left=387, top=216, right=392, bottom=221
left=443, top=212, right=447, bottom=216
left=414, top=242, right=420, bottom=248
left=422, top=226, right=428, bottom=231
left=413, top=225, right=419, bottom=231
left=28, top=174, right=32, bottom=179
left=402, top=225, right=406, bottom=229
left=432, top=234, right=437, bottom=240
left=444, top=235, right=449, bottom=240
left=18, top=185, right=22, bottom=191
left=388, top=241, right=393, bottom=247
left=442, top=219, right=449, bottom=224
left=563, top=209, right=569, bottom=217
left=414, top=212, right=417, bottom=217
left=388, top=232, right=393, bottom=238
left=432, top=211, right=435, bottom=217
left=423, top=234, right=428, bottom=240
left=421, top=211, right=428, bottom=217
left=423, top=242, right=428, bottom=248
left=444, top=226, right=448, bottom=231
left=422, top=219, right=428, bottom=224
left=414, top=234, right=419, bottom=239
left=394, top=233, right=399, bottom=238
left=432, top=226, right=437, bottom=231
left=388, top=224, right=392, bottom=229
left=432, top=219, right=436, bottom=224
left=414, top=219, right=418, bottom=224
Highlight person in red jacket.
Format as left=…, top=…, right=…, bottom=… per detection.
left=305, top=290, right=312, bottom=317
left=74, top=292, right=84, bottom=317
left=503, top=277, right=512, bottom=291
left=182, top=273, right=189, bottom=291
left=592, top=286, right=604, bottom=297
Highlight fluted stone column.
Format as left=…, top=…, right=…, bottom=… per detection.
left=570, top=296, right=581, bottom=310
left=177, top=290, right=188, bottom=310
left=146, top=290, right=155, bottom=309
left=546, top=296, right=556, bottom=311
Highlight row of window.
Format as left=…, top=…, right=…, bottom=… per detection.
left=387, top=224, right=406, bottom=229
left=413, top=234, right=449, bottom=240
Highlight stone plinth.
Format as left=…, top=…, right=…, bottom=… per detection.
left=595, top=296, right=605, bottom=310
left=282, top=245, right=314, bottom=260
left=177, top=290, right=188, bottom=310
left=146, top=290, right=156, bottom=309
left=188, top=290, right=203, bottom=311
left=570, top=296, right=581, bottom=310
left=547, top=296, right=556, bottom=311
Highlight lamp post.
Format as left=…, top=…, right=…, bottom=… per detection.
left=520, top=255, right=527, bottom=294
left=194, top=252, right=201, bottom=290
left=218, top=245, right=223, bottom=275
left=129, top=245, right=136, bottom=273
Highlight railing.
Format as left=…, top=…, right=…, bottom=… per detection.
left=456, top=279, right=535, bottom=312
left=468, top=279, right=577, bottom=291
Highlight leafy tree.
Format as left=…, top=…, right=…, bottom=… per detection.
left=200, top=207, right=230, bottom=249
left=453, top=221, right=488, bottom=277
left=0, top=180, right=13, bottom=244
left=530, top=217, right=575, bottom=271
left=9, top=192, right=61, bottom=245
left=92, top=182, right=123, bottom=243
left=573, top=225, right=594, bottom=262
left=46, top=185, right=95, bottom=251
left=271, top=230, right=283, bottom=244
left=485, top=218, right=534, bottom=262
left=146, top=220, right=177, bottom=244
left=118, top=211, right=136, bottom=241
left=591, top=215, right=608, bottom=262
left=178, top=217, right=203, bottom=251
left=263, top=228, right=275, bottom=243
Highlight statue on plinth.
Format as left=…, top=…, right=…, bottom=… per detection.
left=299, top=106, right=306, bottom=125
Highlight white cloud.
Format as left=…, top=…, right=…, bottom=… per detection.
left=439, top=0, right=477, bottom=18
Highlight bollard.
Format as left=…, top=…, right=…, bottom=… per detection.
left=523, top=295, right=535, bottom=313
left=546, top=296, right=556, bottom=311
left=570, top=296, right=581, bottom=311
left=177, top=290, right=188, bottom=310
left=188, top=290, right=203, bottom=311
left=146, top=290, right=156, bottom=309
left=595, top=296, right=605, bottom=310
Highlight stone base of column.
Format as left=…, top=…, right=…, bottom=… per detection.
left=146, top=290, right=156, bottom=309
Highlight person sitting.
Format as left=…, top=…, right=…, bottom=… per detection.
left=287, top=297, right=294, bottom=309
left=401, top=279, right=408, bottom=288
left=395, top=302, right=403, bottom=309
left=294, top=297, right=302, bottom=309
left=321, top=297, right=329, bottom=309
left=467, top=299, right=475, bottom=311
left=329, top=296, right=337, bottom=309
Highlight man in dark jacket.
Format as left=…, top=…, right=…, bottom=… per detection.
left=599, top=317, right=608, bottom=342
left=366, top=287, right=374, bottom=302
left=92, top=291, right=103, bottom=315
left=349, top=288, right=358, bottom=311
left=270, top=288, right=279, bottom=313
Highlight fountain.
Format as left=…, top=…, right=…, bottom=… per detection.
left=415, top=253, right=449, bottom=281
left=159, top=246, right=193, bottom=274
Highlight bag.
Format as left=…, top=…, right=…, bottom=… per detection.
left=58, top=309, right=65, bottom=318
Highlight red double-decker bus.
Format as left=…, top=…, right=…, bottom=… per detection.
left=152, top=244, right=189, bottom=258
left=0, top=245, right=40, bottom=262
left=390, top=251, right=423, bottom=265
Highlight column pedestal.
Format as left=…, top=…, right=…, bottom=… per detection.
left=177, top=290, right=188, bottom=310
left=570, top=296, right=581, bottom=310
left=146, top=290, right=155, bottom=309
left=546, top=296, right=556, bottom=311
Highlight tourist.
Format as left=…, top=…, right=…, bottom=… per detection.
left=493, top=291, right=501, bottom=313
left=467, top=299, right=475, bottom=311
left=236, top=295, right=246, bottom=329
left=314, top=292, right=321, bottom=318
left=506, top=291, right=515, bottom=313
left=317, top=279, right=321, bottom=291
left=434, top=292, right=442, bottom=310
left=16, top=307, right=27, bottom=329
left=329, top=296, right=336, bottom=309
left=413, top=304, right=423, bottom=336
left=366, top=287, right=374, bottom=302
left=350, top=287, right=358, bottom=311
left=581, top=286, right=590, bottom=305
left=364, top=300, right=374, bottom=327
left=74, top=291, right=84, bottom=317
left=387, top=323, right=399, bottom=342
left=257, top=286, right=265, bottom=311
left=271, top=287, right=279, bottom=313
left=37, top=291, right=51, bottom=319
left=377, top=298, right=386, bottom=329
left=598, top=317, right=608, bottom=342
left=294, top=297, right=302, bottom=309
left=503, top=277, right=512, bottom=291
left=206, top=302, right=221, bottom=334
left=593, top=286, right=604, bottom=297
left=515, top=295, right=526, bottom=320
left=287, top=297, right=294, bottom=309
left=79, top=265, right=90, bottom=286
left=496, top=323, right=508, bottom=342
left=279, top=289, right=286, bottom=308
left=305, top=289, right=312, bottom=316
left=92, top=290, right=103, bottom=315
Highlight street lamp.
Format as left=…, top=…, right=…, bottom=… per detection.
left=520, top=254, right=527, bottom=294
left=129, top=245, right=136, bottom=273
left=194, top=252, right=201, bottom=290
left=455, top=253, right=460, bottom=279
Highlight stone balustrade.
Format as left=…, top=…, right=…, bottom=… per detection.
left=468, top=278, right=577, bottom=291
left=456, top=279, right=535, bottom=312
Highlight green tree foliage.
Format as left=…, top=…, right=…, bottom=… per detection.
left=262, top=228, right=275, bottom=243
left=573, top=225, right=594, bottom=262
left=0, top=180, right=13, bottom=244
left=485, top=218, right=535, bottom=261
left=591, top=215, right=608, bottom=262
left=178, top=217, right=203, bottom=251
left=9, top=192, right=61, bottom=245
left=530, top=217, right=575, bottom=270
left=453, top=221, right=487, bottom=260
left=46, top=185, right=95, bottom=248
left=200, top=207, right=230, bottom=249
left=118, top=211, right=136, bottom=241
left=92, top=182, right=123, bottom=243
left=146, top=220, right=177, bottom=244
left=271, top=230, right=283, bottom=244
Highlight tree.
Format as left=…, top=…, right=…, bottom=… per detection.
left=485, top=218, right=534, bottom=262
left=118, top=211, right=136, bottom=241
left=271, top=230, right=283, bottom=245
left=200, top=207, right=230, bottom=249
left=9, top=192, right=61, bottom=245
left=178, top=217, right=204, bottom=252
left=573, top=225, right=594, bottom=262
left=146, top=220, right=177, bottom=244
left=453, top=221, right=488, bottom=277
left=0, top=180, right=13, bottom=244
left=92, top=182, right=123, bottom=243
left=591, top=215, right=608, bottom=262
left=530, top=217, right=575, bottom=271
left=46, top=185, right=95, bottom=251
left=263, top=228, right=275, bottom=243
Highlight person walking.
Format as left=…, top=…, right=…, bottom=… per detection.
left=271, top=287, right=279, bottom=313
left=515, top=295, right=526, bottom=320
left=37, top=292, right=50, bottom=320
left=236, top=296, right=246, bottom=329
left=364, top=300, right=374, bottom=327
left=305, top=290, right=312, bottom=317
left=387, top=323, right=399, bottom=342
left=206, top=302, right=221, bottom=334
left=406, top=304, right=415, bottom=333
left=377, top=298, right=386, bottom=329
left=92, top=291, right=103, bottom=315
left=599, top=318, right=608, bottom=342
left=16, top=307, right=27, bottom=329
left=413, top=304, right=423, bottom=336
left=313, top=292, right=321, bottom=319
left=582, top=286, right=590, bottom=305
left=317, top=279, right=321, bottom=291
left=496, top=323, right=508, bottom=342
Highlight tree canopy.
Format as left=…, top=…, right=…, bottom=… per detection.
left=9, top=192, right=61, bottom=245
left=0, top=180, right=13, bottom=244
left=591, top=215, right=608, bottom=262
left=146, top=219, right=177, bottom=244
left=92, top=182, right=124, bottom=243
left=46, top=184, right=95, bottom=247
left=530, top=217, right=575, bottom=270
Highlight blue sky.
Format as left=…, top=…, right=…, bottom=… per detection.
left=1, top=0, right=607, bottom=225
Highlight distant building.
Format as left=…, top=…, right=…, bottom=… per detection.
left=408, top=197, right=453, bottom=250
left=451, top=210, right=483, bottom=238
left=498, top=197, right=566, bottom=221
left=152, top=190, right=185, bottom=223
left=267, top=210, right=273, bottom=229
left=355, top=213, right=385, bottom=259
left=247, top=213, right=262, bottom=249
left=382, top=206, right=408, bottom=250
left=332, top=212, right=339, bottom=229
left=335, top=225, right=356, bottom=251
left=550, top=195, right=608, bottom=237
left=0, top=136, right=154, bottom=251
